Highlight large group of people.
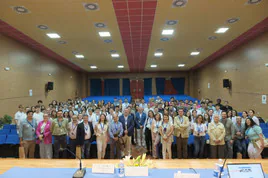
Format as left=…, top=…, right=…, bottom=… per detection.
left=14, top=96, right=266, bottom=159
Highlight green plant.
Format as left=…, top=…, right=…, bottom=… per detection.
left=0, top=115, right=13, bottom=128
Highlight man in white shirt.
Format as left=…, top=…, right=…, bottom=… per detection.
left=122, top=99, right=129, bottom=111
left=33, top=105, right=43, bottom=124
left=107, top=108, right=115, bottom=123
left=14, top=105, right=26, bottom=133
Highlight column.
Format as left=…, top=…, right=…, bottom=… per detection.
left=120, top=78, right=123, bottom=96
left=152, top=77, right=156, bottom=95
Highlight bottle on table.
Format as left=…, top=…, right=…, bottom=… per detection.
left=118, top=160, right=125, bottom=177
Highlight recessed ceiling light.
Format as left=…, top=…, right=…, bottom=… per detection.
left=150, top=65, right=157, bottom=68
left=227, top=17, right=240, bottom=24
left=99, top=32, right=111, bottom=37
left=172, top=0, right=188, bottom=7
left=190, top=51, right=200, bottom=56
left=160, top=37, right=170, bottom=41
left=57, top=40, right=67, bottom=44
left=154, top=52, right=163, bottom=57
left=48, top=73, right=52, bottom=76
left=166, top=20, right=178, bottom=25
left=4, top=67, right=10, bottom=71
left=46, top=33, right=61, bottom=39
left=162, top=29, right=174, bottom=35
left=37, top=25, right=48, bottom=30
left=117, top=65, right=124, bottom=68
left=178, top=64, right=185, bottom=67
left=247, top=0, right=262, bottom=4
left=12, top=6, right=30, bottom=14
left=75, top=54, right=84, bottom=58
left=111, top=54, right=120, bottom=58
left=95, top=23, right=106, bottom=28
left=215, top=27, right=229, bottom=34
left=208, top=36, right=217, bottom=40
left=83, top=3, right=99, bottom=11
left=104, top=39, right=113, bottom=43
left=90, top=65, right=97, bottom=69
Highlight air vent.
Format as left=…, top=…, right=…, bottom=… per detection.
left=160, top=37, right=169, bottom=41
left=227, top=17, right=240, bottom=24
left=208, top=36, right=217, bottom=40
left=72, top=51, right=79, bottom=55
left=83, top=3, right=99, bottom=11
left=109, top=50, right=117, bottom=53
left=12, top=6, right=30, bottom=14
left=166, top=20, right=178, bottom=25
left=156, top=48, right=164, bottom=52
left=37, top=25, right=48, bottom=30
left=95, top=23, right=106, bottom=28
left=172, top=0, right=188, bottom=7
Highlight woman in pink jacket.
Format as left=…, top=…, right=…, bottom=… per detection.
left=36, top=113, right=53, bottom=158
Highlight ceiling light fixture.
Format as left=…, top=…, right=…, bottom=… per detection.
left=111, top=54, right=120, bottom=58
left=172, top=0, right=188, bottom=7
left=160, top=37, right=170, bottom=41
left=57, top=40, right=67, bottom=44
left=227, top=17, right=240, bottom=24
left=117, top=65, right=124, bottom=68
left=75, top=54, right=84, bottom=58
left=178, top=64, right=185, bottom=67
left=154, top=52, right=163, bottom=57
left=247, top=0, right=262, bottom=4
left=208, top=36, right=217, bottom=40
left=162, top=29, right=174, bottom=35
left=166, top=20, right=178, bottom=25
left=99, top=32, right=111, bottom=37
left=190, top=51, right=200, bottom=56
left=4, top=67, right=10, bottom=71
left=46, top=33, right=61, bottom=39
left=90, top=65, right=97, bottom=69
left=12, top=6, right=30, bottom=14
left=215, top=27, right=229, bottom=34
left=104, top=39, right=113, bottom=43
left=37, top=25, right=48, bottom=30
left=95, top=23, right=106, bottom=28
left=150, top=65, right=157, bottom=68
left=83, top=3, right=99, bottom=11
left=72, top=51, right=79, bottom=55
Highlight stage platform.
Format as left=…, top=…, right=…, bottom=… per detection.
left=0, top=159, right=267, bottom=177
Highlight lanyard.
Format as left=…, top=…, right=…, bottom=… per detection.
left=57, top=119, right=62, bottom=128
left=100, top=123, right=104, bottom=131
left=84, top=124, right=89, bottom=131
left=114, top=123, right=118, bottom=131
left=27, top=120, right=34, bottom=128
left=156, top=121, right=160, bottom=128
left=72, top=123, right=77, bottom=131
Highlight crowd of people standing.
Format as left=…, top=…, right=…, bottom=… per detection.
left=14, top=97, right=266, bottom=159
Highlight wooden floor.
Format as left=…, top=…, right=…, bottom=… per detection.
left=0, top=159, right=268, bottom=175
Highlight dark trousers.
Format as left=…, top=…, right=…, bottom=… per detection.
left=145, top=128, right=152, bottom=153
left=225, top=140, right=233, bottom=158
left=54, top=135, right=67, bottom=158
left=176, top=136, right=188, bottom=159
left=82, top=139, right=91, bottom=159
left=110, top=139, right=121, bottom=159
left=210, top=145, right=225, bottom=158
left=69, top=139, right=76, bottom=159
left=234, top=139, right=246, bottom=158
left=193, top=136, right=206, bottom=158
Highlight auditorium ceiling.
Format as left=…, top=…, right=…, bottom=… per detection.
left=0, top=0, right=267, bottom=72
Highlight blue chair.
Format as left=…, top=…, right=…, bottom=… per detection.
left=238, top=112, right=243, bottom=117
left=0, top=129, right=10, bottom=135
left=188, top=135, right=194, bottom=145
left=10, top=129, right=18, bottom=135
left=10, top=125, right=17, bottom=129
left=3, top=124, right=11, bottom=130
left=5, top=135, right=20, bottom=144
left=0, top=135, right=6, bottom=144
left=263, top=132, right=268, bottom=138
left=260, top=123, right=266, bottom=129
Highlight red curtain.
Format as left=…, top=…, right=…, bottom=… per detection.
left=164, top=79, right=177, bottom=95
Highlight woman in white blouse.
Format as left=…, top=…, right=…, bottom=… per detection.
left=159, top=114, right=174, bottom=159
left=151, top=113, right=162, bottom=159
left=95, top=114, right=109, bottom=159
left=192, top=114, right=207, bottom=158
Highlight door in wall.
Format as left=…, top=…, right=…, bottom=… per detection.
left=130, top=80, right=144, bottom=99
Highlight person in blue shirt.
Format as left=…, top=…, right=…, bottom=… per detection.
left=245, top=117, right=265, bottom=159
left=19, top=110, right=37, bottom=158
left=135, top=107, right=146, bottom=147
left=109, top=114, right=123, bottom=159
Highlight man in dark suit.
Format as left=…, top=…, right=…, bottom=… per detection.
left=135, top=106, right=146, bottom=147
left=76, top=114, right=94, bottom=159
left=119, top=108, right=134, bottom=157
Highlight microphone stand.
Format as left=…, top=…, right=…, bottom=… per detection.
left=60, top=148, right=86, bottom=178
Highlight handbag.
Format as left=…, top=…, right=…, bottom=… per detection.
left=252, top=126, right=268, bottom=149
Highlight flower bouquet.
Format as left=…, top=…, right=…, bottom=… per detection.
left=123, top=153, right=153, bottom=176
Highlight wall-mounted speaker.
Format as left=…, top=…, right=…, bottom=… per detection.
left=47, top=82, right=54, bottom=90
left=223, top=79, right=231, bottom=88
